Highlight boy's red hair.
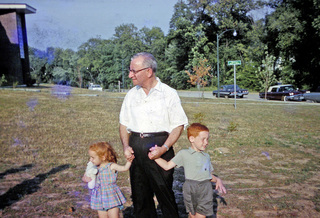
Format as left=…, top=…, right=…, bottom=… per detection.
left=187, top=123, right=209, bottom=138
left=89, top=142, right=117, bottom=163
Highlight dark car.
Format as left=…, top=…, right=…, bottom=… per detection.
left=212, top=85, right=249, bottom=98
left=259, top=84, right=309, bottom=101
left=303, top=86, right=320, bottom=103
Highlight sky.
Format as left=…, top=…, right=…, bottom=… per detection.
left=2, top=0, right=178, bottom=51
left=2, top=0, right=269, bottom=51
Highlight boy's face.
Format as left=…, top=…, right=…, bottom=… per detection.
left=190, top=131, right=209, bottom=152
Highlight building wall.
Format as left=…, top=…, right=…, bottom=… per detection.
left=0, top=11, right=31, bottom=85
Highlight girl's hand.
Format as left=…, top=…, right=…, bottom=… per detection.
left=128, top=155, right=135, bottom=163
left=82, top=174, right=92, bottom=183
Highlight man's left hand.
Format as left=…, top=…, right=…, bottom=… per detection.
left=148, top=145, right=166, bottom=160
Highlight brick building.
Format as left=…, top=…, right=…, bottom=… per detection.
left=0, top=3, right=36, bottom=85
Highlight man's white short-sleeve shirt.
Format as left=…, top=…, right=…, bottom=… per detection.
left=119, top=78, right=188, bottom=133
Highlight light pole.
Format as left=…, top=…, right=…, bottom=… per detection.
left=121, top=57, right=129, bottom=89
left=122, top=59, right=125, bottom=89
left=216, top=29, right=237, bottom=98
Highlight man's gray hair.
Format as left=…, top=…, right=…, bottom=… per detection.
left=131, top=52, right=157, bottom=73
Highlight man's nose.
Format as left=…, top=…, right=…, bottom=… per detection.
left=129, top=71, right=135, bottom=78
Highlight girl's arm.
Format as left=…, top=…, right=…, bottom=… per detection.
left=110, top=161, right=132, bottom=172
left=211, top=174, right=227, bottom=194
left=154, top=158, right=176, bottom=171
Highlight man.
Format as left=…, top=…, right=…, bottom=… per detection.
left=119, top=52, right=188, bottom=217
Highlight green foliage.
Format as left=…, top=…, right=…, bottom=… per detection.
left=258, top=50, right=277, bottom=93
left=236, top=60, right=261, bottom=91
left=227, top=121, right=238, bottom=132
left=12, top=81, right=18, bottom=88
left=26, top=0, right=318, bottom=91
left=0, top=74, right=7, bottom=86
left=169, top=70, right=190, bottom=90
left=266, top=0, right=320, bottom=89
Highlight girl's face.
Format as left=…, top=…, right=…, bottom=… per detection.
left=190, top=131, right=209, bottom=152
left=89, top=150, right=104, bottom=166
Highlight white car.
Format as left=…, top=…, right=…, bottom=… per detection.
left=88, top=84, right=103, bottom=91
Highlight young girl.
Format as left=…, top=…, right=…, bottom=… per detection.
left=82, top=142, right=133, bottom=218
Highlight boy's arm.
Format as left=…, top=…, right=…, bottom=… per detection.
left=110, top=161, right=132, bottom=172
left=211, top=174, right=227, bottom=194
left=154, top=158, right=177, bottom=171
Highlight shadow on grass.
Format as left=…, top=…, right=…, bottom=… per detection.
left=0, top=164, right=70, bottom=210
left=0, top=164, right=33, bottom=180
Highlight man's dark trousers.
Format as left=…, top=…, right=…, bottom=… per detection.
left=129, top=133, right=179, bottom=218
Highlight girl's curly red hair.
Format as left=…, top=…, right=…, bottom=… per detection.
left=89, top=142, right=117, bottom=163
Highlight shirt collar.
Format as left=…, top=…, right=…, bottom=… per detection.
left=153, top=77, right=162, bottom=91
left=188, top=147, right=206, bottom=155
left=135, top=77, right=162, bottom=92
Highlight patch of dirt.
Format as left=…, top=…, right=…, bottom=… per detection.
left=217, top=170, right=320, bottom=217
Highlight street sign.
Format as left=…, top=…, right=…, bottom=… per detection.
left=228, top=60, right=241, bottom=65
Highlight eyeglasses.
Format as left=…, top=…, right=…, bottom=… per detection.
left=128, top=67, right=150, bottom=75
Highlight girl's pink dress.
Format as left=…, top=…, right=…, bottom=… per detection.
left=90, top=163, right=126, bottom=210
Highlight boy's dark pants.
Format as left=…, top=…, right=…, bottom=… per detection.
left=129, top=134, right=179, bottom=218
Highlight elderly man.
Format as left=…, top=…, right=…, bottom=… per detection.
left=119, top=52, right=188, bottom=217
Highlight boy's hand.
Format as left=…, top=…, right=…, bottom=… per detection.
left=148, top=145, right=163, bottom=160
left=215, top=178, right=227, bottom=194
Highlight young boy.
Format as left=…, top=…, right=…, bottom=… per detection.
left=148, top=123, right=227, bottom=218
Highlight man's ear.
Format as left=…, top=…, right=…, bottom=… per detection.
left=147, top=68, right=153, bottom=78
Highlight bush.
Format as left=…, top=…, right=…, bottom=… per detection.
left=0, top=74, right=7, bottom=86
left=12, top=81, right=19, bottom=88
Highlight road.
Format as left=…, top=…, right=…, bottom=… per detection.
left=177, top=90, right=260, bottom=101
left=177, top=90, right=320, bottom=105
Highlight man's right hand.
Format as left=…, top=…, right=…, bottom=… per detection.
left=124, top=146, right=134, bottom=161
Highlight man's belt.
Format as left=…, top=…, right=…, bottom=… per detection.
left=131, top=131, right=168, bottom=138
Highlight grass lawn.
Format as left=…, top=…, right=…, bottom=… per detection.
left=0, top=84, right=319, bottom=217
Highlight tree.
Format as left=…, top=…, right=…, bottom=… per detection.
left=185, top=58, right=211, bottom=96
left=259, top=50, right=276, bottom=99
left=266, top=0, right=320, bottom=90
left=231, top=20, right=266, bottom=91
left=113, top=24, right=143, bottom=59
left=138, top=26, right=167, bottom=78
left=167, top=0, right=263, bottom=89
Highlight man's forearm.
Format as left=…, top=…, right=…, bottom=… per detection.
left=163, top=125, right=184, bottom=148
left=119, top=124, right=130, bottom=150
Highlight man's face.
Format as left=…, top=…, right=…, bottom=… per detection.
left=190, top=131, right=209, bottom=152
left=129, top=56, right=150, bottom=87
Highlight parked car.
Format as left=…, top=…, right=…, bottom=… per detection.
left=88, top=84, right=103, bottom=91
left=212, top=85, right=249, bottom=98
left=259, top=84, right=309, bottom=101
left=303, top=86, right=320, bottom=103
left=285, top=94, right=305, bottom=101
